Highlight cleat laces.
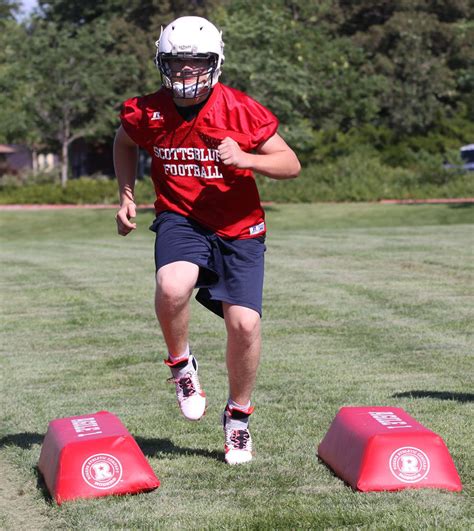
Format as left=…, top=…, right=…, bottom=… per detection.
left=227, top=428, right=252, bottom=452
left=178, top=376, right=196, bottom=398
left=165, top=354, right=206, bottom=421
left=167, top=371, right=202, bottom=400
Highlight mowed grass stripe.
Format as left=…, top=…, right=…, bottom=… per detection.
left=0, top=204, right=472, bottom=529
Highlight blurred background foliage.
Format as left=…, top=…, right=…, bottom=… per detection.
left=0, top=0, right=473, bottom=201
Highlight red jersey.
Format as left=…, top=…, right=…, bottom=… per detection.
left=120, top=83, right=278, bottom=239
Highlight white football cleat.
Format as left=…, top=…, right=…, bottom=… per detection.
left=224, top=427, right=253, bottom=465
left=222, top=404, right=254, bottom=465
left=165, top=355, right=206, bottom=421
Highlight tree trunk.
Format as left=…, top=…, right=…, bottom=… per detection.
left=31, top=147, right=38, bottom=176
left=60, top=114, right=70, bottom=188
left=61, top=140, right=68, bottom=188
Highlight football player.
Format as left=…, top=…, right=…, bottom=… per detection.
left=114, top=16, right=300, bottom=465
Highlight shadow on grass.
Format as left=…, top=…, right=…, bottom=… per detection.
left=0, top=431, right=223, bottom=462
left=316, top=456, right=356, bottom=491
left=0, top=433, right=53, bottom=503
left=449, top=203, right=474, bottom=209
left=135, top=436, right=223, bottom=462
left=34, top=466, right=54, bottom=503
left=0, top=431, right=223, bottom=502
left=0, top=432, right=44, bottom=448
left=392, top=390, right=474, bottom=403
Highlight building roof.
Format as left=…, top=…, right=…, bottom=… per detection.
left=0, top=144, right=17, bottom=154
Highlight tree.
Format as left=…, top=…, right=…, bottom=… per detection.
left=3, top=0, right=471, bottom=180
left=20, top=19, right=137, bottom=186
left=0, top=19, right=40, bottom=150
left=332, top=0, right=471, bottom=135
left=217, top=1, right=311, bottom=147
left=0, top=0, right=19, bottom=21
left=37, top=0, right=223, bottom=29
left=216, top=0, right=384, bottom=159
left=34, top=0, right=227, bottom=124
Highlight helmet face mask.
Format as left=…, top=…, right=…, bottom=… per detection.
left=155, top=16, right=224, bottom=100
left=157, top=53, right=218, bottom=99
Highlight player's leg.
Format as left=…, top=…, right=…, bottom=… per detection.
left=223, top=303, right=261, bottom=406
left=151, top=212, right=216, bottom=422
left=155, top=260, right=199, bottom=357
left=156, top=260, right=206, bottom=421
left=199, top=235, right=264, bottom=464
left=222, top=303, right=261, bottom=464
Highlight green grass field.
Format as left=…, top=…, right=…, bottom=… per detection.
left=1, top=203, right=473, bottom=529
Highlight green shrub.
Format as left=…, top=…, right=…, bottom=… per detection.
left=0, top=176, right=156, bottom=205
left=0, top=159, right=472, bottom=205
left=0, top=168, right=62, bottom=187
left=256, top=151, right=474, bottom=202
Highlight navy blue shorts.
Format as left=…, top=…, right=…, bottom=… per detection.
left=149, top=211, right=266, bottom=318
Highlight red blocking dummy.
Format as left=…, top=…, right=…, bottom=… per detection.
left=318, top=407, right=462, bottom=492
left=38, top=411, right=160, bottom=504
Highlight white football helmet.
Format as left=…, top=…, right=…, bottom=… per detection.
left=155, top=16, right=225, bottom=99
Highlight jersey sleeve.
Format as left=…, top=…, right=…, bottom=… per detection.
left=120, top=96, right=149, bottom=148
left=245, top=97, right=279, bottom=150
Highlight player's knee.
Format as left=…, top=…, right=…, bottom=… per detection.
left=156, top=270, right=193, bottom=304
left=227, top=309, right=260, bottom=339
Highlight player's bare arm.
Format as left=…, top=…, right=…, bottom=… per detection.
left=218, top=133, right=301, bottom=180
left=114, top=125, right=139, bottom=236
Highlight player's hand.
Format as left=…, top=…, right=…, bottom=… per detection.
left=218, top=137, right=250, bottom=169
left=115, top=201, right=137, bottom=236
